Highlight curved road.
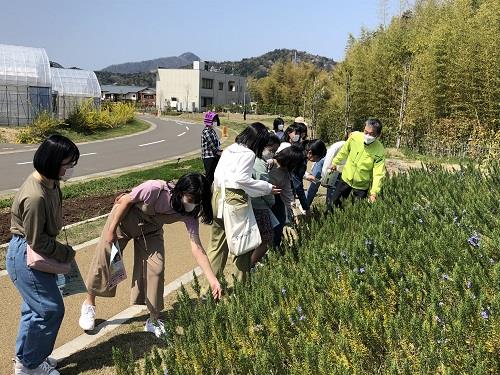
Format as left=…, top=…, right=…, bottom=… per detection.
left=0, top=116, right=205, bottom=194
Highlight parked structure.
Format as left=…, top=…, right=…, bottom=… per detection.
left=51, top=68, right=101, bottom=119
left=156, top=61, right=246, bottom=112
left=101, top=85, right=156, bottom=106
left=0, top=44, right=51, bottom=125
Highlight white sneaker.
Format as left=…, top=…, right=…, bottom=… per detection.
left=14, top=358, right=60, bottom=374
left=144, top=318, right=166, bottom=338
left=79, top=302, right=96, bottom=331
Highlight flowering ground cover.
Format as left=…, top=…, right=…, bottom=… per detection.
left=115, top=163, right=499, bottom=374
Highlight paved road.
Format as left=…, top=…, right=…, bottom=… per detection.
left=0, top=115, right=204, bottom=194
left=0, top=221, right=207, bottom=375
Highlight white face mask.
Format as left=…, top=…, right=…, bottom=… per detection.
left=277, top=124, right=284, bottom=131
left=61, top=167, right=74, bottom=181
left=262, top=149, right=275, bottom=161
left=182, top=198, right=198, bottom=213
left=364, top=134, right=377, bottom=145
left=292, top=134, right=300, bottom=143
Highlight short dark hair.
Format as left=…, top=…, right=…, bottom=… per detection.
left=170, top=172, right=213, bottom=224
left=365, top=118, right=382, bottom=135
left=235, top=122, right=270, bottom=158
left=282, top=123, right=300, bottom=143
left=305, top=139, right=327, bottom=158
left=295, top=122, right=308, bottom=139
left=33, top=134, right=79, bottom=180
left=274, top=144, right=305, bottom=171
left=267, top=133, right=281, bottom=147
left=273, top=117, right=284, bottom=131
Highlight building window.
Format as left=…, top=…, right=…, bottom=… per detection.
left=219, top=82, right=224, bottom=90
left=201, top=96, right=213, bottom=107
left=202, top=78, right=213, bottom=89
left=171, top=97, right=178, bottom=102
left=228, top=81, right=236, bottom=92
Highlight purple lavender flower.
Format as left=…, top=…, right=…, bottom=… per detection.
left=281, top=287, right=287, bottom=296
left=480, top=310, right=489, bottom=320
left=359, top=267, right=365, bottom=274
left=466, top=281, right=472, bottom=289
left=297, top=305, right=303, bottom=315
left=299, top=315, right=306, bottom=321
left=467, top=233, right=481, bottom=248
left=442, top=274, right=451, bottom=281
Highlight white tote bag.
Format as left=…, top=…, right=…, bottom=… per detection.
left=219, top=182, right=262, bottom=256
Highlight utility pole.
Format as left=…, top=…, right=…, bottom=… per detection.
left=396, top=62, right=410, bottom=149
left=344, top=72, right=351, bottom=137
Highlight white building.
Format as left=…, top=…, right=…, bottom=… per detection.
left=156, top=61, right=246, bottom=112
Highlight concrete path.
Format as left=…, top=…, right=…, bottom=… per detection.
left=0, top=221, right=210, bottom=375
left=0, top=115, right=205, bottom=194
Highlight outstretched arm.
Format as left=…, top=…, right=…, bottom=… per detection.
left=189, top=233, right=222, bottom=300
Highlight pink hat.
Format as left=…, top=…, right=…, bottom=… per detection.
left=204, top=112, right=218, bottom=126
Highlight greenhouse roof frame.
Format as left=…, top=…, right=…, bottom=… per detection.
left=51, top=68, right=101, bottom=97
left=0, top=44, right=51, bottom=87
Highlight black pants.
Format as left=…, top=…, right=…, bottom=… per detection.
left=203, top=156, right=219, bottom=185
left=329, top=179, right=368, bottom=208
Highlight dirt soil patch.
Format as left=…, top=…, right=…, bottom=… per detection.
left=1, top=192, right=123, bottom=244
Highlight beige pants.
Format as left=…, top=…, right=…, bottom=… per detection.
left=207, top=188, right=252, bottom=284
left=85, top=205, right=165, bottom=315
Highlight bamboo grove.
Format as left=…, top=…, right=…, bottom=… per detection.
left=114, top=163, right=500, bottom=374
left=249, top=0, right=499, bottom=159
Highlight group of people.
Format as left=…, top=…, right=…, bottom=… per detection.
left=7, top=113, right=385, bottom=374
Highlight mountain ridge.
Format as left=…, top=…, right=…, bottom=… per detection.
left=95, top=49, right=337, bottom=86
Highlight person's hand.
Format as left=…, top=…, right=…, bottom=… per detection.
left=210, top=279, right=222, bottom=300
left=271, top=185, right=282, bottom=195
left=104, top=229, right=117, bottom=244
left=368, top=193, right=377, bottom=203
left=327, top=165, right=337, bottom=173
left=305, top=174, right=317, bottom=182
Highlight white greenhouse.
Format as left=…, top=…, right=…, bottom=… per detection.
left=0, top=44, right=52, bottom=125
left=51, top=68, right=101, bottom=119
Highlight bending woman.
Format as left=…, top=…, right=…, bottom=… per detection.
left=208, top=122, right=281, bottom=283
left=79, top=173, right=222, bottom=337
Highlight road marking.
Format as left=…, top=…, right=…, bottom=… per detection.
left=2, top=147, right=13, bottom=150
left=138, top=139, right=165, bottom=147
left=16, top=161, right=32, bottom=165
left=177, top=132, right=186, bottom=137
left=80, top=152, right=97, bottom=157
left=185, top=126, right=189, bottom=131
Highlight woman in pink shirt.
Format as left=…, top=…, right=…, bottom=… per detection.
left=79, top=173, right=221, bottom=337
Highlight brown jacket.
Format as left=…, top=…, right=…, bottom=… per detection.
left=10, top=173, right=75, bottom=263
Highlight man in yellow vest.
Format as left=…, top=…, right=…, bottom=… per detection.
left=328, top=118, right=386, bottom=206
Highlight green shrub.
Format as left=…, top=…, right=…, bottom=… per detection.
left=114, top=163, right=500, bottom=374
left=65, top=100, right=135, bottom=134
left=16, top=112, right=60, bottom=143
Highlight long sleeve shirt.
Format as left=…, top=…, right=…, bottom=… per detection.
left=213, top=143, right=273, bottom=197
left=10, top=173, right=75, bottom=263
left=251, top=158, right=275, bottom=209
left=331, top=132, right=386, bottom=195
left=201, top=127, right=221, bottom=159
left=321, top=141, right=346, bottom=177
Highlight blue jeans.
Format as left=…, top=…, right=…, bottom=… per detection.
left=6, top=235, right=65, bottom=369
left=306, top=158, right=325, bottom=206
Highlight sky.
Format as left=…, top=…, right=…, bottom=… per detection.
left=0, top=0, right=407, bottom=71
